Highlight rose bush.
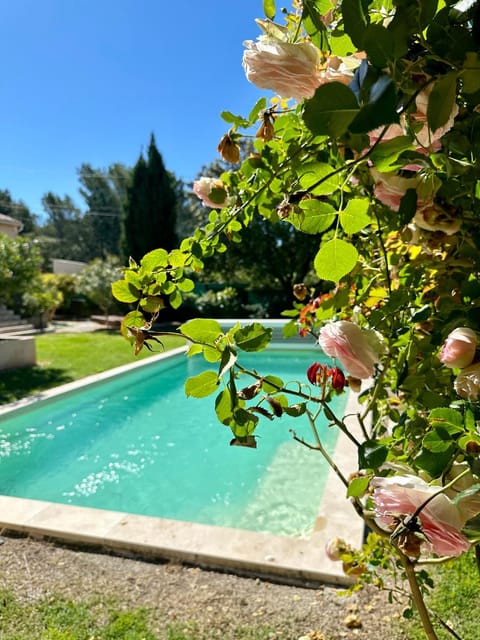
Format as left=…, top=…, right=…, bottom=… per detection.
left=113, top=2, right=480, bottom=637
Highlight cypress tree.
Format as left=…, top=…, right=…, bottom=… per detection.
left=121, top=134, right=178, bottom=263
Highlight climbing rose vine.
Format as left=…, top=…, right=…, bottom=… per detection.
left=113, top=1, right=480, bottom=637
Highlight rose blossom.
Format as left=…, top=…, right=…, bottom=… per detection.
left=192, top=177, right=228, bottom=209
left=370, top=169, right=420, bottom=212
left=318, top=320, right=384, bottom=379
left=439, top=327, right=477, bottom=369
left=454, top=363, right=480, bottom=401
left=372, top=475, right=471, bottom=557
left=243, top=36, right=322, bottom=102
left=320, top=54, right=362, bottom=85
left=413, top=202, right=461, bottom=235
left=412, top=87, right=459, bottom=150
left=444, top=462, right=480, bottom=522
left=368, top=121, right=406, bottom=147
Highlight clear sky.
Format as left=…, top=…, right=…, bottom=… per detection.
left=0, top=0, right=267, bottom=219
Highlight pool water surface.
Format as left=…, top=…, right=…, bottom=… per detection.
left=0, top=349, right=346, bottom=537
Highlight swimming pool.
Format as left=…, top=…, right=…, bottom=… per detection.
left=0, top=347, right=346, bottom=538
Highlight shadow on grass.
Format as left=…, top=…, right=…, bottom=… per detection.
left=0, top=366, right=73, bottom=405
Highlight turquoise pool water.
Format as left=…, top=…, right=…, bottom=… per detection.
left=0, top=349, right=346, bottom=537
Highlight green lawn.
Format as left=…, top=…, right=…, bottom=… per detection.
left=0, top=330, right=186, bottom=405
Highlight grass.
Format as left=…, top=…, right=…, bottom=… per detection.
left=0, top=330, right=186, bottom=405
left=0, top=589, right=276, bottom=640
left=403, top=551, right=480, bottom=639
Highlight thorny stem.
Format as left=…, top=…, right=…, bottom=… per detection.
left=373, top=208, right=392, bottom=296
left=290, top=428, right=350, bottom=490
left=398, top=551, right=439, bottom=640
left=233, top=362, right=362, bottom=445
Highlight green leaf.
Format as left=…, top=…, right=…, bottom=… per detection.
left=120, top=310, right=145, bottom=340
left=289, top=200, right=336, bottom=234
left=140, top=248, right=169, bottom=271
left=185, top=370, right=219, bottom=398
left=220, top=111, right=249, bottom=127
left=341, top=0, right=368, bottom=49
left=349, top=76, right=399, bottom=133
left=423, top=427, right=455, bottom=453
left=303, top=83, right=359, bottom=138
left=314, top=238, right=358, bottom=282
left=347, top=475, right=372, bottom=498
left=176, top=278, right=195, bottom=293
left=230, top=408, right=258, bottom=438
left=369, top=136, right=413, bottom=171
left=339, top=198, right=371, bottom=234
left=218, top=347, right=237, bottom=378
left=427, top=72, right=458, bottom=133
left=111, top=279, right=141, bottom=303
left=284, top=402, right=307, bottom=417
left=180, top=318, right=223, bottom=345
left=169, top=289, right=183, bottom=310
left=358, top=440, right=388, bottom=470
left=428, top=407, right=464, bottom=431
left=397, top=188, right=418, bottom=227
left=362, top=23, right=394, bottom=68
left=415, top=447, right=456, bottom=477
left=298, top=163, right=341, bottom=196
left=302, top=0, right=330, bottom=50
left=263, top=0, right=275, bottom=20
left=461, top=53, right=480, bottom=93
left=234, top=323, right=272, bottom=352
left=123, top=270, right=142, bottom=288
left=248, top=97, right=268, bottom=125
left=262, top=375, right=284, bottom=393
left=215, top=389, right=235, bottom=426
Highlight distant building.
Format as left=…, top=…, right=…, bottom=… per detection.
left=0, top=213, right=22, bottom=238
left=52, top=259, right=87, bottom=275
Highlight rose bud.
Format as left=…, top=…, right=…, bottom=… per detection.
left=307, top=362, right=324, bottom=385
left=329, top=366, right=346, bottom=391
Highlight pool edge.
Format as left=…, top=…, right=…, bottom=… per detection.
left=0, top=344, right=365, bottom=587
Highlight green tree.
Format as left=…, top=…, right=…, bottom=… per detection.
left=121, top=134, right=178, bottom=262
left=0, top=233, right=42, bottom=310
left=189, top=155, right=318, bottom=315
left=78, top=163, right=131, bottom=258
left=76, top=255, right=123, bottom=316
left=41, top=192, right=91, bottom=262
left=0, top=189, right=38, bottom=235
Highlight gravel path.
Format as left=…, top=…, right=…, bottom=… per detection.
left=0, top=534, right=410, bottom=639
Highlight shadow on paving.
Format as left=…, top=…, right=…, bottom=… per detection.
left=0, top=366, right=73, bottom=405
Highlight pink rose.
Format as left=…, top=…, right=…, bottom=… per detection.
left=368, top=122, right=406, bottom=147
left=192, top=177, right=228, bottom=209
left=439, top=327, right=477, bottom=368
left=370, top=169, right=420, bottom=212
left=320, top=54, right=361, bottom=85
left=372, top=475, right=471, bottom=557
left=411, top=87, right=459, bottom=150
left=243, top=36, right=322, bottom=102
left=318, top=320, right=384, bottom=379
left=413, top=202, right=461, bottom=235
left=454, top=363, right=480, bottom=400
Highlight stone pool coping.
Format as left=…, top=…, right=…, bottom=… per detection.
left=0, top=346, right=364, bottom=587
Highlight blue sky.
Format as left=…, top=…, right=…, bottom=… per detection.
left=0, top=0, right=267, bottom=219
